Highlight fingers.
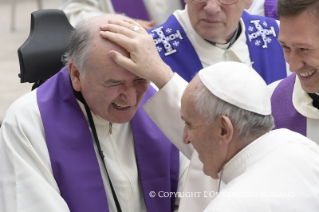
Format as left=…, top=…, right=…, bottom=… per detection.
left=109, top=50, right=139, bottom=74
left=100, top=19, right=146, bottom=36
left=100, top=19, right=153, bottom=55
left=100, top=21, right=135, bottom=39
left=100, top=30, right=135, bottom=53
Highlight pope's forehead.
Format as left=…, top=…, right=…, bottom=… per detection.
left=182, top=75, right=203, bottom=104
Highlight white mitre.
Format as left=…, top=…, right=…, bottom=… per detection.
left=198, top=61, right=271, bottom=115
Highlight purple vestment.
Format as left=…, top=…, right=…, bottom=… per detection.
left=264, top=0, right=279, bottom=20
left=271, top=73, right=307, bottom=135
left=37, top=67, right=179, bottom=212
left=148, top=11, right=286, bottom=84
left=111, top=0, right=150, bottom=21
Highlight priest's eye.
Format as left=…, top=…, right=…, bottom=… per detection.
left=109, top=82, right=123, bottom=87
left=134, top=79, right=147, bottom=85
left=281, top=45, right=290, bottom=51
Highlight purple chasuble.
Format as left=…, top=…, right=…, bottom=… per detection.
left=111, top=0, right=149, bottom=20
left=264, top=0, right=279, bottom=20
left=271, top=73, right=307, bottom=135
left=37, top=67, right=179, bottom=212
left=148, top=12, right=286, bottom=84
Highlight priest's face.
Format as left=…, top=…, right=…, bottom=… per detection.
left=181, top=76, right=226, bottom=179
left=185, top=0, right=253, bottom=44
left=71, top=40, right=150, bottom=123
left=279, top=10, right=319, bottom=93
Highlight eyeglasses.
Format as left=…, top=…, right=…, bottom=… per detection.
left=193, top=0, right=238, bottom=5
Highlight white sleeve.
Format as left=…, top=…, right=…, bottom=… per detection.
left=59, top=0, right=114, bottom=27
left=143, top=73, right=194, bottom=159
left=0, top=91, right=70, bottom=212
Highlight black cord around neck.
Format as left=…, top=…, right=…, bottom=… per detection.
left=73, top=88, right=122, bottom=212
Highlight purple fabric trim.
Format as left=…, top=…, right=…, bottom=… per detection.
left=111, top=0, right=150, bottom=20
left=37, top=67, right=179, bottom=211
left=37, top=67, right=108, bottom=211
left=271, top=73, right=307, bottom=136
left=132, top=87, right=179, bottom=212
left=242, top=11, right=286, bottom=84
left=264, top=0, right=279, bottom=20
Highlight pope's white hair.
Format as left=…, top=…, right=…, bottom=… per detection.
left=192, top=81, right=274, bottom=140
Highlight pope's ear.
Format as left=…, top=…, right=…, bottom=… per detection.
left=219, top=115, right=233, bottom=146
left=68, top=61, right=82, bottom=92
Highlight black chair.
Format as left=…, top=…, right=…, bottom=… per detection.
left=0, top=9, right=73, bottom=128
left=18, top=9, right=74, bottom=90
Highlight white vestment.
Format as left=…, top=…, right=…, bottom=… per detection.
left=246, top=0, right=265, bottom=17
left=203, top=128, right=319, bottom=212
left=144, top=74, right=319, bottom=211
left=173, top=8, right=291, bottom=76
left=59, top=0, right=184, bottom=26
left=268, top=77, right=319, bottom=144
left=0, top=90, right=189, bottom=212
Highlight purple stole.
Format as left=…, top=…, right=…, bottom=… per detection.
left=111, top=0, right=186, bottom=21
left=148, top=11, right=286, bottom=84
left=271, top=73, right=307, bottom=135
left=37, top=67, right=179, bottom=212
left=264, top=0, right=279, bottom=20
left=111, top=0, right=150, bottom=20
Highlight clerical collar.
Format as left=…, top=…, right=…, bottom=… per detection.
left=205, top=23, right=241, bottom=50
left=308, top=93, right=319, bottom=110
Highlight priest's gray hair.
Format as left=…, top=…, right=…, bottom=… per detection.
left=192, top=82, right=274, bottom=140
left=62, top=19, right=92, bottom=75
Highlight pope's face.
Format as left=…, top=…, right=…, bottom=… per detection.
left=279, top=10, right=319, bottom=93
left=74, top=42, right=150, bottom=123
left=181, top=76, right=225, bottom=179
left=185, top=0, right=253, bottom=44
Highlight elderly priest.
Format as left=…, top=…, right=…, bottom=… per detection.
left=0, top=14, right=189, bottom=212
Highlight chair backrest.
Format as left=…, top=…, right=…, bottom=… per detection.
left=18, top=9, right=74, bottom=90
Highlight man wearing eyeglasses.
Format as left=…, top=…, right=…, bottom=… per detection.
left=148, top=0, right=289, bottom=84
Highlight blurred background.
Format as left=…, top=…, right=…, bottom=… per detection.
left=0, top=0, right=58, bottom=121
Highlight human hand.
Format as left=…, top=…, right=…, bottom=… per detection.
left=136, top=19, right=155, bottom=30
left=100, top=19, right=174, bottom=89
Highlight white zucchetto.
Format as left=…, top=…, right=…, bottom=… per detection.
left=198, top=61, right=271, bottom=115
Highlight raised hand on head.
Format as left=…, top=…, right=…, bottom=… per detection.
left=100, top=18, right=174, bottom=89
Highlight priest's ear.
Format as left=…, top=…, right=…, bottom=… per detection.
left=68, top=60, right=82, bottom=92
left=218, top=115, right=233, bottom=147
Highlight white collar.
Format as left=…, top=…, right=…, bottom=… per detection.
left=293, top=76, right=319, bottom=119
